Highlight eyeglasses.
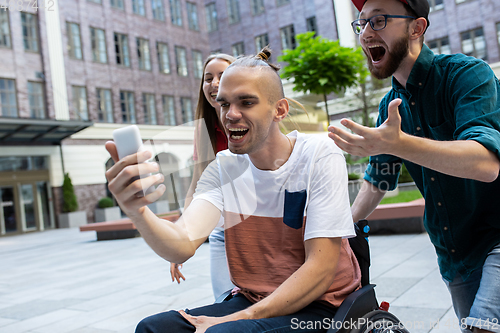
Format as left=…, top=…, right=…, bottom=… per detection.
left=351, top=14, right=416, bottom=35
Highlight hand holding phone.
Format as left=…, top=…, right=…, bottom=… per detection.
left=112, top=125, right=155, bottom=196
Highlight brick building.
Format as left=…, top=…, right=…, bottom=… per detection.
left=0, top=0, right=209, bottom=235
left=1, top=0, right=500, bottom=236
left=204, top=0, right=500, bottom=123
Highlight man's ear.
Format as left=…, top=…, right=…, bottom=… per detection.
left=410, top=17, right=427, bottom=40
left=274, top=98, right=290, bottom=122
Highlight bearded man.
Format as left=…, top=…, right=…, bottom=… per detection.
left=328, top=1, right=500, bottom=332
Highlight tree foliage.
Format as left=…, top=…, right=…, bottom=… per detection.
left=62, top=173, right=78, bottom=213
left=278, top=32, right=368, bottom=123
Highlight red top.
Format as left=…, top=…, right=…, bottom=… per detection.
left=193, top=122, right=228, bottom=161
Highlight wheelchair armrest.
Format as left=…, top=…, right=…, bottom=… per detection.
left=214, top=289, right=233, bottom=303
left=327, top=284, right=379, bottom=333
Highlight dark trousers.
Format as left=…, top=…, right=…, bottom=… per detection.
left=136, top=293, right=338, bottom=333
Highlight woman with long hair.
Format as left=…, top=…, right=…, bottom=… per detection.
left=170, top=53, right=236, bottom=299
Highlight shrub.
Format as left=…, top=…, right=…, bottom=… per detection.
left=348, top=172, right=361, bottom=181
left=398, top=163, right=414, bottom=183
left=62, top=173, right=78, bottom=213
left=98, top=197, right=114, bottom=209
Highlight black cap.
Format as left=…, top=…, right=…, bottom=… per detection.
left=352, top=0, right=430, bottom=31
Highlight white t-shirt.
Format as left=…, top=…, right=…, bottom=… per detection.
left=192, top=131, right=360, bottom=306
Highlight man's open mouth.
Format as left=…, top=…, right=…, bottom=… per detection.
left=368, top=45, right=386, bottom=62
left=228, top=128, right=249, bottom=140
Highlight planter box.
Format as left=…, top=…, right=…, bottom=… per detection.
left=59, top=211, right=87, bottom=228
left=148, top=200, right=170, bottom=215
left=94, top=206, right=121, bottom=223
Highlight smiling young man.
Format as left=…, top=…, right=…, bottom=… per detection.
left=328, top=1, right=500, bottom=332
left=105, top=48, right=361, bottom=333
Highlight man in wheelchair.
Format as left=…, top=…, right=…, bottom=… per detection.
left=105, top=47, right=364, bottom=332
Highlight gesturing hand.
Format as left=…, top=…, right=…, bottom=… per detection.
left=179, top=310, right=225, bottom=333
left=170, top=263, right=186, bottom=283
left=328, top=99, right=405, bottom=157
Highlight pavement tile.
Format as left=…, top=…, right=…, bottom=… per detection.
left=0, top=309, right=83, bottom=333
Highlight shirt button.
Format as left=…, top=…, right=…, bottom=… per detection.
left=438, top=202, right=442, bottom=206
left=431, top=177, right=435, bottom=181
left=443, top=226, right=448, bottom=231
left=451, top=249, right=456, bottom=253
left=411, top=101, right=416, bottom=106
left=419, top=82, right=423, bottom=86
left=416, top=127, right=421, bottom=131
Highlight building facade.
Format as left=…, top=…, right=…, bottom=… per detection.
left=0, top=0, right=210, bottom=236
left=204, top=0, right=500, bottom=123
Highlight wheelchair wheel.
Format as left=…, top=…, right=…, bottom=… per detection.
left=350, top=310, right=410, bottom=333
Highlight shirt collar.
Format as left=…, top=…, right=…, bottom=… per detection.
left=392, top=44, right=435, bottom=92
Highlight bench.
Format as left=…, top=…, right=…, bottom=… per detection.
left=80, top=211, right=181, bottom=241
left=367, top=198, right=425, bottom=234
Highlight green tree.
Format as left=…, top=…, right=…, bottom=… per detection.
left=62, top=173, right=78, bottom=213
left=279, top=32, right=368, bottom=125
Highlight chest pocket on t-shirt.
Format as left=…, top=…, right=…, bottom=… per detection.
left=283, top=189, right=307, bottom=229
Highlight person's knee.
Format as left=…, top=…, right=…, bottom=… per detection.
left=135, top=310, right=188, bottom=333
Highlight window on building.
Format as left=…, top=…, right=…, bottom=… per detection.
left=28, top=82, right=45, bottom=119
left=0, top=10, right=11, bottom=48
left=88, top=0, right=102, bottom=4
left=110, top=0, right=124, bottom=9
left=428, top=0, right=444, bottom=12
left=461, top=27, right=487, bottom=61
left=175, top=46, right=188, bottom=76
left=232, top=42, right=244, bottom=57
left=115, top=33, right=130, bottom=67
left=90, top=27, right=107, bottom=63
left=250, top=0, right=264, bottom=15
left=306, top=16, right=317, bottom=34
left=162, top=95, right=176, bottom=125
left=21, top=12, right=38, bottom=52
left=72, top=86, right=88, bottom=121
left=192, top=50, right=203, bottom=79
left=455, top=0, right=467, bottom=3
left=67, top=22, right=83, bottom=60
left=181, top=97, right=193, bottom=123
left=132, top=0, right=146, bottom=15
left=120, top=91, right=136, bottom=123
left=427, top=36, right=451, bottom=55
left=151, top=0, right=165, bottom=21
left=280, top=24, right=295, bottom=50
left=227, top=0, right=240, bottom=24
left=276, top=0, right=290, bottom=6
left=143, top=93, right=157, bottom=124
left=96, top=88, right=113, bottom=122
left=187, top=2, right=199, bottom=31
left=170, top=0, right=183, bottom=26
left=205, top=3, right=218, bottom=32
left=157, top=42, right=170, bottom=74
left=255, top=33, right=269, bottom=53
left=137, top=38, right=151, bottom=71
left=0, top=79, right=17, bottom=117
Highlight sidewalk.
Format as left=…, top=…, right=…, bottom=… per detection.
left=0, top=228, right=457, bottom=333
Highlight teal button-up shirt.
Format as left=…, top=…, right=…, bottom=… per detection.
left=364, top=44, right=500, bottom=281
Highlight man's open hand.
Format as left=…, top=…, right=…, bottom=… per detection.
left=328, top=98, right=405, bottom=157
left=179, top=310, right=225, bottom=333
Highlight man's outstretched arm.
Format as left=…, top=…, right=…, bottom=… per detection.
left=105, top=141, right=221, bottom=264
left=328, top=99, right=500, bottom=183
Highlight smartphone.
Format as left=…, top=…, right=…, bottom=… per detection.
left=112, top=125, right=154, bottom=196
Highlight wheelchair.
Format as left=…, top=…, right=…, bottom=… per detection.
left=215, top=220, right=410, bottom=333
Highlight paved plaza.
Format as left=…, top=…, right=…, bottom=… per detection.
left=0, top=227, right=460, bottom=333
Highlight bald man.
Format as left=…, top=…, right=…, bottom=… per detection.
left=105, top=49, right=361, bottom=333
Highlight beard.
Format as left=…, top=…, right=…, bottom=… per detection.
left=364, top=33, right=410, bottom=80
